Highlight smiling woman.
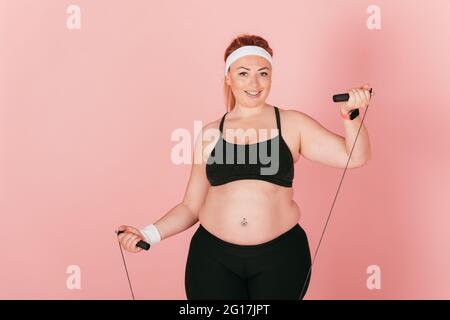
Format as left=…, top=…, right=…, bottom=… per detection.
left=181, top=35, right=315, bottom=300
left=117, top=33, right=372, bottom=301
left=223, top=36, right=274, bottom=112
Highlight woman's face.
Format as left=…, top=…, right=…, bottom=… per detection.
left=226, top=55, right=272, bottom=108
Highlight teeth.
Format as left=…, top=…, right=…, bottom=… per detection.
left=246, top=91, right=261, bottom=95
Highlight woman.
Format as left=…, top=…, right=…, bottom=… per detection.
left=117, top=34, right=372, bottom=300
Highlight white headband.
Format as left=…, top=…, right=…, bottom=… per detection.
left=225, top=45, right=272, bottom=75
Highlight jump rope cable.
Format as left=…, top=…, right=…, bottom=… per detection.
left=116, top=234, right=136, bottom=300
left=299, top=98, right=372, bottom=300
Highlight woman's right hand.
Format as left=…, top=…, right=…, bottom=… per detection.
left=116, top=225, right=147, bottom=253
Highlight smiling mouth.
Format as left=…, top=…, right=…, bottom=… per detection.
left=245, top=90, right=262, bottom=97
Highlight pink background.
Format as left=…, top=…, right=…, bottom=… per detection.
left=1, top=0, right=449, bottom=299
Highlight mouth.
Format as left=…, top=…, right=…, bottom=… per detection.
left=244, top=90, right=263, bottom=98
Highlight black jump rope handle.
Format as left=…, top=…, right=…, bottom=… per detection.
left=116, top=230, right=151, bottom=251
left=332, top=88, right=373, bottom=102
left=332, top=88, right=372, bottom=120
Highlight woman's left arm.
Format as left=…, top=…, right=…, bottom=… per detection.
left=341, top=107, right=371, bottom=166
left=294, top=84, right=372, bottom=169
left=340, top=84, right=372, bottom=166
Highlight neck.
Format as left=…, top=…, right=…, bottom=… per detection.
left=231, top=103, right=268, bottom=118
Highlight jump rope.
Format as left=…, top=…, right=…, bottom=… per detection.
left=115, top=88, right=374, bottom=300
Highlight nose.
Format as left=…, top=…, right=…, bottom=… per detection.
left=248, top=74, right=259, bottom=87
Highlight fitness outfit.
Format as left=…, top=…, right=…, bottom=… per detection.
left=185, top=106, right=312, bottom=300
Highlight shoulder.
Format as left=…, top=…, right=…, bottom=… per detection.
left=202, top=118, right=222, bottom=131
left=276, top=107, right=323, bottom=151
left=199, top=116, right=223, bottom=139
left=194, top=115, right=224, bottom=149
left=276, top=106, right=315, bottom=134
left=191, top=116, right=224, bottom=164
left=277, top=106, right=311, bottom=122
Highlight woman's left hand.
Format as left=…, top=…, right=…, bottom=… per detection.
left=341, top=84, right=372, bottom=112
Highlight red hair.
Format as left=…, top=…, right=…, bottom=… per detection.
left=223, top=34, right=273, bottom=112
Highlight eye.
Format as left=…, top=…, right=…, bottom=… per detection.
left=238, top=71, right=269, bottom=76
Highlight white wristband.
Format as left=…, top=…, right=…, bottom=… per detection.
left=139, top=224, right=161, bottom=246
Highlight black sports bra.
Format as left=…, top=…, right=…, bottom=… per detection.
left=206, top=106, right=294, bottom=187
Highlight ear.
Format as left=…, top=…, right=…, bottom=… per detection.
left=225, top=74, right=231, bottom=86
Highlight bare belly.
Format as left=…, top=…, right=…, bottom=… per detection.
left=198, top=180, right=301, bottom=245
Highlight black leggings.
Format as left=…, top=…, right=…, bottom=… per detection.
left=185, top=223, right=312, bottom=300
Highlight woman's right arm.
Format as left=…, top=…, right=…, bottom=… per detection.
left=118, top=122, right=217, bottom=252
left=145, top=123, right=213, bottom=241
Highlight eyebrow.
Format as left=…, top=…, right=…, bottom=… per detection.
left=237, top=66, right=269, bottom=71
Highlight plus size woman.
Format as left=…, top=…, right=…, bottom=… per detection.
left=117, top=34, right=372, bottom=300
